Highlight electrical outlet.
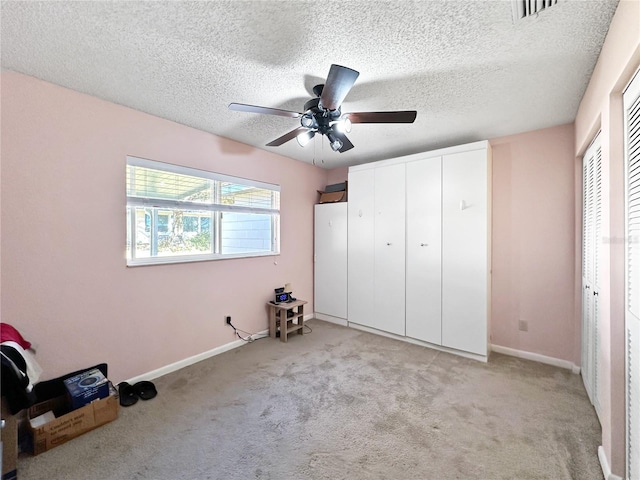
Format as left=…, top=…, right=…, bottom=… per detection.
left=226, top=316, right=231, bottom=325
left=518, top=320, right=528, bottom=332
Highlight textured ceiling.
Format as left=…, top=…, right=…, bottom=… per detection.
left=1, top=0, right=619, bottom=169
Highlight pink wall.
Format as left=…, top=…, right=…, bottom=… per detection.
left=326, top=166, right=348, bottom=185
left=490, top=124, right=577, bottom=362
left=573, top=0, right=640, bottom=475
left=1, top=72, right=328, bottom=383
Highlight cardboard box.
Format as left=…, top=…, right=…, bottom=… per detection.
left=317, top=181, right=348, bottom=203
left=63, top=368, right=109, bottom=410
left=317, top=191, right=345, bottom=203
left=1, top=398, right=18, bottom=480
left=27, top=388, right=118, bottom=455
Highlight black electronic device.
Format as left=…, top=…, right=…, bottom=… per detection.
left=275, top=292, right=291, bottom=303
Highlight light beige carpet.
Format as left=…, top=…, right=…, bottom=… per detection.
left=18, top=320, right=603, bottom=479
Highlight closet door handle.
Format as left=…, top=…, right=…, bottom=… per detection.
left=593, top=290, right=599, bottom=296
left=420, top=243, right=428, bottom=247
left=386, top=242, right=392, bottom=246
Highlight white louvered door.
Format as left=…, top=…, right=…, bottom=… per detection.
left=624, top=69, right=640, bottom=480
left=593, top=143, right=602, bottom=418
left=582, top=151, right=593, bottom=401
left=582, top=133, right=602, bottom=416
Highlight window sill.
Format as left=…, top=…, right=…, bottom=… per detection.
left=126, top=251, right=279, bottom=267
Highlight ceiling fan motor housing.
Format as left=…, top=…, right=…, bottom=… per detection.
left=303, top=97, right=341, bottom=134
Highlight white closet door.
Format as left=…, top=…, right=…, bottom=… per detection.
left=628, top=319, right=640, bottom=480
left=441, top=149, right=488, bottom=355
left=582, top=134, right=602, bottom=411
left=314, top=203, right=348, bottom=319
left=581, top=155, right=593, bottom=400
left=406, top=157, right=442, bottom=344
left=347, top=169, right=375, bottom=328
left=373, top=163, right=406, bottom=335
left=624, top=69, right=640, bottom=480
left=592, top=143, right=602, bottom=417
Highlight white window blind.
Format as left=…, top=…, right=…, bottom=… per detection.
left=126, top=157, right=280, bottom=266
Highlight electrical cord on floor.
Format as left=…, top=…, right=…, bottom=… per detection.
left=228, top=318, right=312, bottom=342
left=227, top=321, right=267, bottom=343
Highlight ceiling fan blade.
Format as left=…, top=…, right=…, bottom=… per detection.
left=266, top=127, right=311, bottom=147
left=346, top=111, right=417, bottom=124
left=320, top=65, right=359, bottom=111
left=332, top=131, right=354, bottom=153
left=229, top=103, right=302, bottom=118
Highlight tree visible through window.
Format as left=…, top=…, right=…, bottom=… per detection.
left=126, top=157, right=280, bottom=266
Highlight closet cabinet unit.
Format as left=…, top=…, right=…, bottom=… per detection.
left=347, top=164, right=405, bottom=336
left=314, top=203, right=348, bottom=323
left=348, top=141, right=491, bottom=360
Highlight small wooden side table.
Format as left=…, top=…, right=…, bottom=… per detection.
left=267, top=299, right=308, bottom=342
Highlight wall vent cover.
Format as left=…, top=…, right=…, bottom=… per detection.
left=512, top=0, right=558, bottom=21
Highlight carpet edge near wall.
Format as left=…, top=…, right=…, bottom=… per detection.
left=490, top=344, right=580, bottom=373
left=125, top=324, right=582, bottom=388
left=124, top=328, right=270, bottom=385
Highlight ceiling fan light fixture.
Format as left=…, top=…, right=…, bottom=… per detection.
left=326, top=131, right=343, bottom=152
left=296, top=130, right=315, bottom=147
left=301, top=114, right=315, bottom=128
left=334, top=117, right=352, bottom=133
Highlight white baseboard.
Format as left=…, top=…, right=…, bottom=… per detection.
left=598, top=446, right=623, bottom=480
left=491, top=344, right=579, bottom=373
left=125, top=329, right=269, bottom=385
left=313, top=313, right=348, bottom=326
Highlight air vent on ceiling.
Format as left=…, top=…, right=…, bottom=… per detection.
left=512, top=0, right=558, bottom=21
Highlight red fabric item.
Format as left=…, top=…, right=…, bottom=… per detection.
left=1, top=323, right=32, bottom=350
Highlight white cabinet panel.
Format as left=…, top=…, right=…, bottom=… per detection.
left=442, top=149, right=488, bottom=355
left=348, top=169, right=375, bottom=328
left=314, top=203, right=347, bottom=319
left=373, top=163, right=406, bottom=336
left=406, top=157, right=442, bottom=344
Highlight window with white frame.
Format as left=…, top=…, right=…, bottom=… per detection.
left=126, top=157, right=280, bottom=266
